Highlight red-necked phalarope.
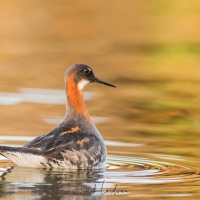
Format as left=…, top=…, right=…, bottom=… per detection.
left=0, top=64, right=116, bottom=169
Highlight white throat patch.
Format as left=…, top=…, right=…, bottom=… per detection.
left=78, top=80, right=89, bottom=90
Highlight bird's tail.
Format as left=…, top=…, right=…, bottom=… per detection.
left=0, top=145, right=42, bottom=154
left=0, top=145, right=45, bottom=168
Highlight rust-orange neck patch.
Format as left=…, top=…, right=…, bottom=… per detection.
left=66, top=73, right=92, bottom=123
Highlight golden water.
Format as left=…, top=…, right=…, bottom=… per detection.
left=0, top=1, right=200, bottom=199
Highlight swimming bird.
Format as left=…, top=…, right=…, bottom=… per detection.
left=0, top=64, right=115, bottom=169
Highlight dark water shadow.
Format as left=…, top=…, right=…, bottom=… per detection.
left=0, top=167, right=106, bottom=200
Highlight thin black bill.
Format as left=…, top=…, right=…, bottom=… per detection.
left=94, top=78, right=116, bottom=88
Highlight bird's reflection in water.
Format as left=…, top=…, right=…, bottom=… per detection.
left=0, top=166, right=106, bottom=200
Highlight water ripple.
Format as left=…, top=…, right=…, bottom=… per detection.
left=106, top=154, right=200, bottom=184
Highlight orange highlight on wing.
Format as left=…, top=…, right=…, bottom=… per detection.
left=76, top=138, right=90, bottom=144
left=61, top=126, right=80, bottom=135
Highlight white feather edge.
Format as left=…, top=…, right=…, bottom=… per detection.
left=0, top=150, right=106, bottom=169
left=1, top=151, right=46, bottom=168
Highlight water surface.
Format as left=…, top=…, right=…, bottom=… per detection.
left=0, top=1, right=200, bottom=200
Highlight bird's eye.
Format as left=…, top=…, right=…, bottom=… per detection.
left=84, top=68, right=92, bottom=75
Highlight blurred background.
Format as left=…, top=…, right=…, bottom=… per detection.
left=0, top=0, right=200, bottom=145
left=0, top=1, right=200, bottom=199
